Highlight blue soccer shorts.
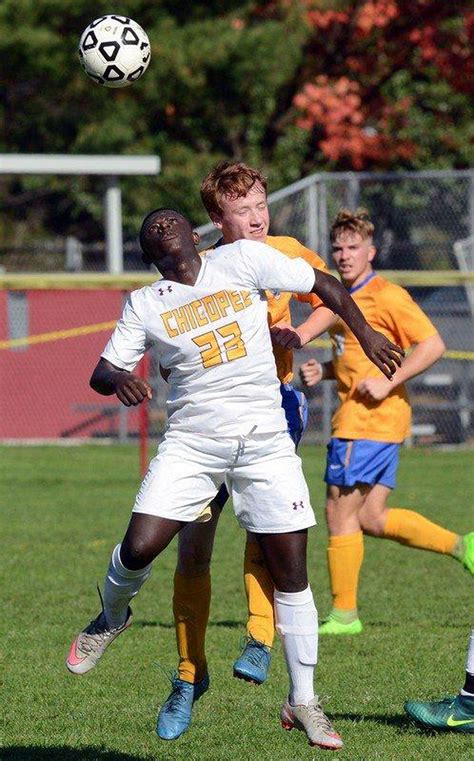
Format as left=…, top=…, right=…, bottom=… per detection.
left=324, top=437, right=400, bottom=489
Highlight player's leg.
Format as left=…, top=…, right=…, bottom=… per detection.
left=405, top=628, right=474, bottom=732
left=257, top=530, right=342, bottom=750
left=174, top=496, right=223, bottom=683
left=67, top=513, right=183, bottom=675
left=157, top=497, right=223, bottom=741
left=360, top=484, right=472, bottom=573
left=233, top=531, right=275, bottom=684
left=236, top=384, right=309, bottom=683
left=157, top=469, right=230, bottom=740
left=67, top=432, right=223, bottom=681
left=231, top=431, right=342, bottom=749
left=320, top=482, right=365, bottom=635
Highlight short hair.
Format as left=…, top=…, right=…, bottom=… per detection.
left=139, top=207, right=190, bottom=256
left=200, top=161, right=268, bottom=217
left=330, top=208, right=375, bottom=243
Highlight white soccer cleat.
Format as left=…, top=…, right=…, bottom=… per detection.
left=66, top=607, right=133, bottom=675
left=281, top=695, right=343, bottom=750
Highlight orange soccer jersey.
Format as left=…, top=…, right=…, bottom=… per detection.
left=330, top=273, right=439, bottom=443
left=264, top=235, right=328, bottom=383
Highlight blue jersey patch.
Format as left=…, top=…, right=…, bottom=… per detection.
left=280, top=383, right=308, bottom=449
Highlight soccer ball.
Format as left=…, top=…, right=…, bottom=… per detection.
left=78, top=15, right=151, bottom=88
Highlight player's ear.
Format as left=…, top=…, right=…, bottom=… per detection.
left=368, top=244, right=377, bottom=263
left=210, top=212, right=223, bottom=231
left=192, top=231, right=200, bottom=246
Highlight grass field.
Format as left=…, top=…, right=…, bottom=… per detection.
left=1, top=444, right=473, bottom=761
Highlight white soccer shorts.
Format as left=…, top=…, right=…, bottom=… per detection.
left=133, top=429, right=316, bottom=534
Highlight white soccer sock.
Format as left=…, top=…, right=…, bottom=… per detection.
left=274, top=585, right=318, bottom=706
left=103, top=543, right=152, bottom=628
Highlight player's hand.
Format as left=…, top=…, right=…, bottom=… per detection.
left=359, top=326, right=404, bottom=380
left=114, top=374, right=153, bottom=406
left=299, top=359, right=323, bottom=388
left=357, top=376, right=393, bottom=401
left=270, top=322, right=303, bottom=349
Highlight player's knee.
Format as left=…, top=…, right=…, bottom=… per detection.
left=176, top=544, right=211, bottom=576
left=359, top=508, right=385, bottom=537
left=120, top=538, right=155, bottom=570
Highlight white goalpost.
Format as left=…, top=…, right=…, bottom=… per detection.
left=0, top=153, right=161, bottom=273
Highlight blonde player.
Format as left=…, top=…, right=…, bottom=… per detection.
left=66, top=208, right=402, bottom=750
left=300, top=208, right=474, bottom=635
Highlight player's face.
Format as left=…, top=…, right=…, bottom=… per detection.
left=211, top=183, right=270, bottom=243
left=331, top=232, right=376, bottom=287
left=143, top=212, right=196, bottom=266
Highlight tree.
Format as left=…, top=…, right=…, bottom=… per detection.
left=290, top=1, right=473, bottom=170
left=0, top=0, right=471, bottom=255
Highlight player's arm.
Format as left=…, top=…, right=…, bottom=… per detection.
left=299, top=358, right=335, bottom=387
left=310, top=269, right=404, bottom=380
left=358, top=333, right=445, bottom=401
left=90, top=357, right=152, bottom=407
left=270, top=306, right=337, bottom=349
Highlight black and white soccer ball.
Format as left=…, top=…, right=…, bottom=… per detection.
left=78, top=15, right=151, bottom=88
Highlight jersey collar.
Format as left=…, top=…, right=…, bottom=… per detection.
left=348, top=271, right=377, bottom=295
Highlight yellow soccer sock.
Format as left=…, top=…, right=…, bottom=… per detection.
left=244, top=540, right=275, bottom=647
left=383, top=508, right=459, bottom=555
left=327, top=531, right=364, bottom=613
left=173, top=570, right=210, bottom=684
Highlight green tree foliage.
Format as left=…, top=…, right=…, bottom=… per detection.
left=0, top=0, right=471, bottom=246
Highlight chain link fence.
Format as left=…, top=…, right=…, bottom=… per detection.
left=198, top=169, right=474, bottom=447
left=1, top=170, right=473, bottom=446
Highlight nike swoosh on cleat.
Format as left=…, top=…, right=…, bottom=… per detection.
left=446, top=714, right=474, bottom=727
left=67, top=641, right=86, bottom=666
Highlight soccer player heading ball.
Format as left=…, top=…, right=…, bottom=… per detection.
left=66, top=205, right=403, bottom=750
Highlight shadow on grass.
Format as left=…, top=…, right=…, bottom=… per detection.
left=135, top=618, right=242, bottom=629
left=331, top=712, right=412, bottom=730
left=0, top=748, right=153, bottom=761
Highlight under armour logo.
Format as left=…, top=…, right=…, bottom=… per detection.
left=292, top=501, right=305, bottom=510
left=158, top=285, right=173, bottom=295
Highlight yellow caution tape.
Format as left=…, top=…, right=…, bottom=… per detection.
left=0, top=320, right=116, bottom=349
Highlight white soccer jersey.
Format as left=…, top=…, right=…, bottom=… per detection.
left=101, top=239, right=315, bottom=437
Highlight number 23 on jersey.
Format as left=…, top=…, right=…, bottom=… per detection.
left=192, top=321, right=247, bottom=368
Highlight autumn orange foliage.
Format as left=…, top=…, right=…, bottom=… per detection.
left=292, top=1, right=472, bottom=168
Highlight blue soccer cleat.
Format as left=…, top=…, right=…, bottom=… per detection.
left=405, top=693, right=474, bottom=733
left=156, top=673, right=209, bottom=740
left=233, top=636, right=271, bottom=685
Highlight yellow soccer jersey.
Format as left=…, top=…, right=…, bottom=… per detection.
left=330, top=273, right=439, bottom=443
left=264, top=235, right=328, bottom=383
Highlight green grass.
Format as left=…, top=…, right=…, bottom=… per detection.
left=0, top=444, right=473, bottom=760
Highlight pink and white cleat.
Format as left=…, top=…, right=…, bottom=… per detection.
left=66, top=607, right=133, bottom=675
left=281, top=696, right=343, bottom=750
